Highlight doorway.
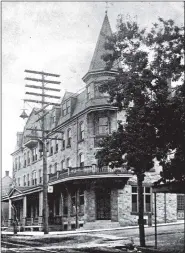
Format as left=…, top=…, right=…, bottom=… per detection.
left=96, top=188, right=111, bottom=220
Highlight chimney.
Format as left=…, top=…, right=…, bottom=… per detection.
left=17, top=132, right=23, bottom=147
left=5, top=171, right=9, bottom=177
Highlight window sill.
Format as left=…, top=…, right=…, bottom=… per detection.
left=54, top=151, right=58, bottom=154
left=61, top=148, right=65, bottom=151
left=131, top=212, right=153, bottom=215
left=66, top=145, right=71, bottom=149
left=78, top=139, right=84, bottom=143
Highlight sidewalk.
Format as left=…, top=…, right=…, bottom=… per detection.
left=1, top=220, right=184, bottom=237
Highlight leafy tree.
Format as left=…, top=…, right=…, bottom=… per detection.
left=146, top=18, right=184, bottom=184
left=96, top=16, right=184, bottom=246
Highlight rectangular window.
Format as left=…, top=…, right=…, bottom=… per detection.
left=50, top=141, right=53, bottom=155
left=79, top=153, right=84, bottom=167
left=27, top=174, right=30, bottom=186
left=32, top=171, right=37, bottom=186
left=66, top=100, right=71, bottom=114
left=177, top=195, right=185, bottom=211
left=62, top=103, right=67, bottom=116
left=79, top=122, right=84, bottom=141
left=15, top=158, right=17, bottom=171
left=67, top=129, right=71, bottom=147
left=18, top=157, right=21, bottom=170
left=18, top=177, right=20, bottom=186
left=32, top=148, right=37, bottom=162
left=98, top=117, right=109, bottom=135
left=131, top=186, right=152, bottom=213
left=61, top=132, right=65, bottom=150
left=55, top=138, right=58, bottom=153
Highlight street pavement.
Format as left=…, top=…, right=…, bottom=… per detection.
left=1, top=221, right=184, bottom=253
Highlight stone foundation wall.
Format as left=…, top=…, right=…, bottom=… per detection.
left=118, top=183, right=178, bottom=227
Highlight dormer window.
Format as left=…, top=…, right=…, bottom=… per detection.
left=62, top=103, right=67, bottom=116
left=66, top=100, right=71, bottom=114
left=62, top=100, right=71, bottom=116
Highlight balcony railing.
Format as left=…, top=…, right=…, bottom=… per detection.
left=49, top=165, right=132, bottom=182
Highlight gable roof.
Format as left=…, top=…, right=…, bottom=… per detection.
left=62, top=91, right=76, bottom=102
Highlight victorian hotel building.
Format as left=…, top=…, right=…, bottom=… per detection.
left=2, top=13, right=184, bottom=231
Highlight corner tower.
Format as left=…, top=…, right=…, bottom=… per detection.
left=82, top=12, right=118, bottom=92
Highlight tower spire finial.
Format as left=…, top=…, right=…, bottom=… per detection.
left=105, top=1, right=109, bottom=15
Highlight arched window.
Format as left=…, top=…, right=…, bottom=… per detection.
left=54, top=163, right=57, bottom=173
left=49, top=165, right=52, bottom=174
left=61, top=160, right=65, bottom=170
left=27, top=174, right=30, bottom=186
left=66, top=157, right=71, bottom=168
left=27, top=151, right=31, bottom=165
left=79, top=122, right=84, bottom=141
left=67, top=129, right=71, bottom=147
left=24, top=153, right=27, bottom=167
left=23, top=175, right=26, bottom=186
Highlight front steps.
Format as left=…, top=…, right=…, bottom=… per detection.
left=82, top=220, right=120, bottom=230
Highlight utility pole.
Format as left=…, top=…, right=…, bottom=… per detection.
left=24, top=69, right=61, bottom=234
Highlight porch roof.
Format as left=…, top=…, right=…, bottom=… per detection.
left=1, top=185, right=43, bottom=201
left=152, top=181, right=185, bottom=194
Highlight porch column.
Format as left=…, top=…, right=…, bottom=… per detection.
left=59, top=193, right=63, bottom=229
left=23, top=196, right=27, bottom=226
left=67, top=191, right=71, bottom=230
left=8, top=199, right=12, bottom=226
left=59, top=193, right=63, bottom=216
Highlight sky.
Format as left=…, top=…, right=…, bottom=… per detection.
left=2, top=2, right=184, bottom=177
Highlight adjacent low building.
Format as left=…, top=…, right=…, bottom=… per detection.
left=1, top=12, right=184, bottom=231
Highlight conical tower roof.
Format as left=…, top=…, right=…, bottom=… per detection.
left=88, top=12, right=116, bottom=72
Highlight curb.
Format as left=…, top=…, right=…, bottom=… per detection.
left=1, top=221, right=183, bottom=237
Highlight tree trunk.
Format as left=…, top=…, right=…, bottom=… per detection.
left=137, top=174, right=146, bottom=247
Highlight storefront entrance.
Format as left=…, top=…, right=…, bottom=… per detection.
left=96, top=189, right=111, bottom=220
